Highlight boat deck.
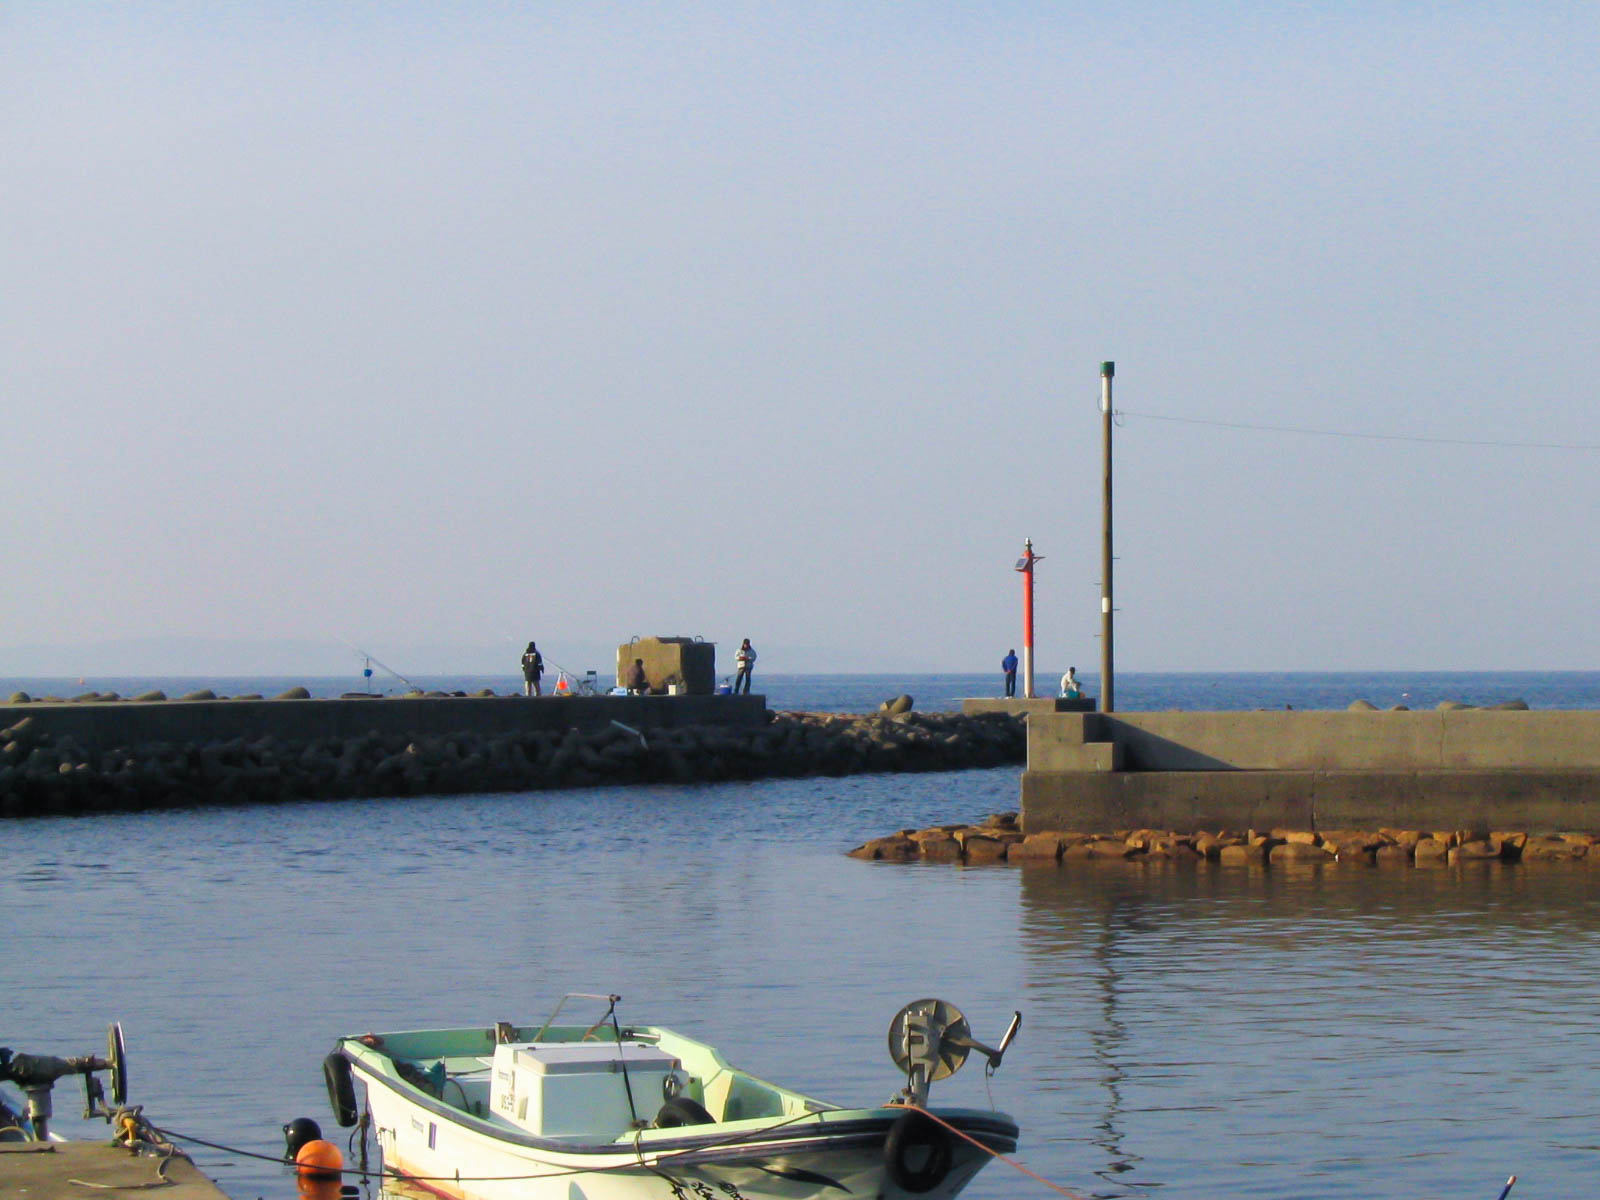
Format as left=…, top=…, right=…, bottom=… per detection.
left=0, top=1141, right=231, bottom=1200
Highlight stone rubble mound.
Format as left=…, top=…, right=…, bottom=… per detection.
left=0, top=709, right=1025, bottom=818
left=849, top=817, right=1599, bottom=867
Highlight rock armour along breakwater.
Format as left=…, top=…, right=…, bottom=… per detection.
left=0, top=708, right=1025, bottom=818
left=849, top=814, right=1600, bottom=867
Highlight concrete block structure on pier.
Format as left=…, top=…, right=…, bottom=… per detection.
left=616, top=636, right=717, bottom=695
left=1021, top=709, right=1600, bottom=834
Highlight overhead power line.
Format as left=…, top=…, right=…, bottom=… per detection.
left=1116, top=408, right=1600, bottom=452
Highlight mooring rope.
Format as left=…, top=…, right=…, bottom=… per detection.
left=66, top=1108, right=186, bottom=1190
left=152, top=1105, right=829, bottom=1184
left=151, top=1109, right=1519, bottom=1199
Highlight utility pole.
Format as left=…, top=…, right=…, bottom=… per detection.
left=1015, top=539, right=1042, bottom=699
left=1100, top=362, right=1115, bottom=713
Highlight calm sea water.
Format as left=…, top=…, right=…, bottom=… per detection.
left=7, top=674, right=1600, bottom=1199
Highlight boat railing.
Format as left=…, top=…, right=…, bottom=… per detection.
left=529, top=993, right=624, bottom=1044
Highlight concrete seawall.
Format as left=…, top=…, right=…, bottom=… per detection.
left=0, top=693, right=768, bottom=750
left=1022, top=710, right=1600, bottom=833
left=0, top=697, right=1026, bottom=817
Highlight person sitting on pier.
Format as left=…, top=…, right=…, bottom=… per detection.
left=625, top=658, right=649, bottom=695
left=1060, top=667, right=1082, bottom=699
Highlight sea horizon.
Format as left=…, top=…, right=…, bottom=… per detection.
left=6, top=669, right=1599, bottom=714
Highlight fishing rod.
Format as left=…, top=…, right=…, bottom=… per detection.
left=504, top=635, right=600, bottom=691
left=544, top=658, right=597, bottom=682
left=340, top=640, right=416, bottom=690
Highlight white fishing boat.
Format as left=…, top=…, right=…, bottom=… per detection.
left=323, top=994, right=1021, bottom=1200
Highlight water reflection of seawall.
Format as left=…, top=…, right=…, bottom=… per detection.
left=1015, top=861, right=1600, bottom=1198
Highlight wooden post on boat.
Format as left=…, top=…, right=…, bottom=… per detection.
left=1099, top=362, right=1115, bottom=713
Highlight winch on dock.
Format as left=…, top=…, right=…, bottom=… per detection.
left=1, top=1026, right=232, bottom=1200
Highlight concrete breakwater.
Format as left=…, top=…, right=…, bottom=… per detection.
left=1020, top=708, right=1600, bottom=834
left=0, top=707, right=1025, bottom=818
left=0, top=690, right=772, bottom=747
left=849, top=813, right=1600, bottom=867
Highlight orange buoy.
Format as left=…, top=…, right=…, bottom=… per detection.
left=295, top=1139, right=343, bottom=1180
left=296, top=1173, right=343, bottom=1200
left=296, top=1173, right=342, bottom=1200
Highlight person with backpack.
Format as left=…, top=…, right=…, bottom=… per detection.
left=521, top=641, right=544, bottom=697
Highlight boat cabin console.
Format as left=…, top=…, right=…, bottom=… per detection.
left=489, top=1041, right=682, bottom=1138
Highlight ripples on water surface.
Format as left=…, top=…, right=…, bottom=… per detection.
left=7, top=770, right=1600, bottom=1199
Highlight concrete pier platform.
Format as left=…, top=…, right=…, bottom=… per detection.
left=1, top=1141, right=230, bottom=1200
left=962, top=697, right=1095, bottom=717
left=1023, top=709, right=1600, bottom=833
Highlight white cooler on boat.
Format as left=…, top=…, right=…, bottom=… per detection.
left=490, top=1042, right=681, bottom=1138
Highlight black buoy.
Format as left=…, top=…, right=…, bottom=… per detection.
left=284, top=1116, right=323, bottom=1158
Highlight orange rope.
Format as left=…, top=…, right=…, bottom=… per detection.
left=888, top=1103, right=1090, bottom=1200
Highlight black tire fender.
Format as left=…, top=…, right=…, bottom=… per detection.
left=323, top=1052, right=359, bottom=1128
left=654, top=1096, right=717, bottom=1128
left=883, top=1110, right=954, bottom=1194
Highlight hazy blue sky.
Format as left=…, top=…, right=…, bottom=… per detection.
left=4, top=2, right=1596, bottom=676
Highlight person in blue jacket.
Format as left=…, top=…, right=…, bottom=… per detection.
left=1001, top=649, right=1019, bottom=697
left=733, top=639, right=757, bottom=694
